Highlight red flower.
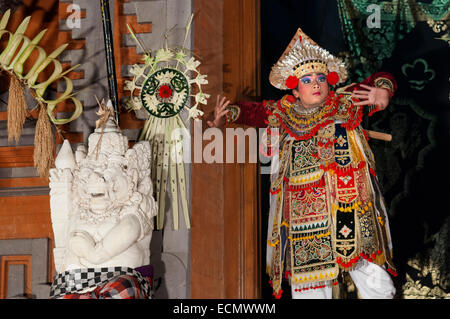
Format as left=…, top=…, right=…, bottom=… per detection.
left=158, top=85, right=172, bottom=98
left=285, top=75, right=299, bottom=89
left=327, top=72, right=339, bottom=85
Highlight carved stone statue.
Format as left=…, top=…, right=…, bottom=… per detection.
left=48, top=105, right=157, bottom=299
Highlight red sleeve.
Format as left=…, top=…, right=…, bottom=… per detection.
left=344, top=72, right=397, bottom=116
left=344, top=72, right=398, bottom=96
left=233, top=101, right=268, bottom=128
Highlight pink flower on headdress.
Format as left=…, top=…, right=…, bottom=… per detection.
left=285, top=75, right=299, bottom=89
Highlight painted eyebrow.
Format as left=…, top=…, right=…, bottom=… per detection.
left=301, top=75, right=312, bottom=80
left=302, top=73, right=326, bottom=77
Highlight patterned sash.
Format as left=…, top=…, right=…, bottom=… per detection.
left=49, top=266, right=151, bottom=299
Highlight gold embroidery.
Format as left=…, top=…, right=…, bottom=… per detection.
left=374, top=77, right=394, bottom=93
left=288, top=231, right=331, bottom=242
left=225, top=104, right=241, bottom=124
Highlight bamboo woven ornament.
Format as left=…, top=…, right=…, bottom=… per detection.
left=125, top=15, right=207, bottom=230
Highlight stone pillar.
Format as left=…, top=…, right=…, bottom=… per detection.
left=48, top=140, right=76, bottom=273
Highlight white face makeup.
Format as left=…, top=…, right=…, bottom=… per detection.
left=292, top=72, right=329, bottom=109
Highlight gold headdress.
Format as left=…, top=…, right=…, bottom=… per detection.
left=269, top=28, right=348, bottom=90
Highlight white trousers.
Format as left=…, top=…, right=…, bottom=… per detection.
left=291, top=261, right=395, bottom=299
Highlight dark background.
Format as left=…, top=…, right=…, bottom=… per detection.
left=259, top=0, right=449, bottom=299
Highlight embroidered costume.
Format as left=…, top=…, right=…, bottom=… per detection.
left=226, top=29, right=397, bottom=298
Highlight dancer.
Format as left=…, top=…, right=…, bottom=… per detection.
left=207, top=29, right=398, bottom=299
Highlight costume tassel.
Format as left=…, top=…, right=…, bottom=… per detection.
left=374, top=249, right=386, bottom=266
left=387, top=267, right=398, bottom=277
left=33, top=102, right=54, bottom=178
left=273, top=288, right=283, bottom=299
left=7, top=73, right=27, bottom=143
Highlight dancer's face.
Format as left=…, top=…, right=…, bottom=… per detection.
left=292, top=73, right=329, bottom=108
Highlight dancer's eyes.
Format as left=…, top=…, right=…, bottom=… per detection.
left=300, top=75, right=326, bottom=84
left=301, top=77, right=311, bottom=84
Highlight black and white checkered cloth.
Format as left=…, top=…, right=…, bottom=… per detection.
left=49, top=266, right=151, bottom=299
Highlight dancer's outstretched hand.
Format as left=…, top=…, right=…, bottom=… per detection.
left=352, top=84, right=391, bottom=110
left=207, top=95, right=230, bottom=128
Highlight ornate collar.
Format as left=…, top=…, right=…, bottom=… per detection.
left=291, top=102, right=320, bottom=115
left=271, top=92, right=340, bottom=140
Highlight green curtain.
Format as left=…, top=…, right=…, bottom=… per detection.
left=337, top=0, right=449, bottom=81
left=336, top=0, right=449, bottom=299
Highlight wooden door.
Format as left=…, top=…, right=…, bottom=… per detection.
left=191, top=0, right=261, bottom=298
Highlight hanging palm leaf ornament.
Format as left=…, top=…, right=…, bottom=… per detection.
left=0, top=10, right=82, bottom=178
left=125, top=17, right=207, bottom=230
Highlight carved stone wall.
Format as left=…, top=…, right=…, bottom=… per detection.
left=0, top=0, right=192, bottom=298
left=59, top=0, right=192, bottom=299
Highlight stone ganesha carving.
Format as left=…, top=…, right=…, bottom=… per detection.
left=48, top=113, right=157, bottom=297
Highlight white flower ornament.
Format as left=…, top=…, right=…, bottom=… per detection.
left=124, top=18, right=208, bottom=230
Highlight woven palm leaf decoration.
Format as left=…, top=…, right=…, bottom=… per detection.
left=125, top=16, right=207, bottom=230
left=0, top=9, right=82, bottom=177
